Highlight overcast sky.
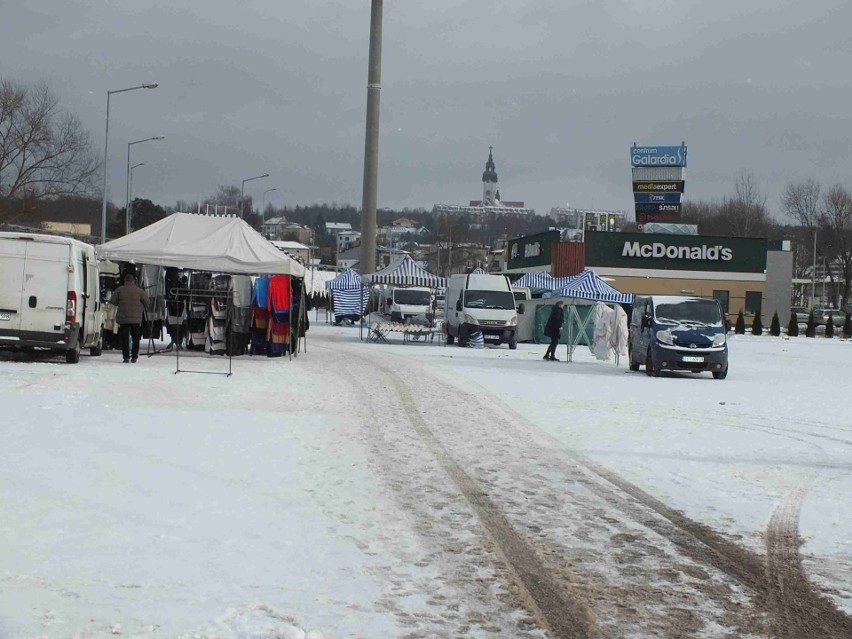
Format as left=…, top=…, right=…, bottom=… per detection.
left=2, top=0, right=851, bottom=219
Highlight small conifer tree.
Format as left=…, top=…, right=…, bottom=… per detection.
left=735, top=310, right=746, bottom=334
left=806, top=310, right=816, bottom=337
left=826, top=314, right=834, bottom=338
left=787, top=312, right=799, bottom=337
left=751, top=311, right=763, bottom=336
left=844, top=312, right=852, bottom=339
left=769, top=312, right=781, bottom=336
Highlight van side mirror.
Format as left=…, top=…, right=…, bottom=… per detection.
left=455, top=299, right=462, bottom=312
left=517, top=303, right=525, bottom=315
left=725, top=319, right=732, bottom=332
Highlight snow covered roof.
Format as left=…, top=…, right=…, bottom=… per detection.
left=97, top=212, right=305, bottom=277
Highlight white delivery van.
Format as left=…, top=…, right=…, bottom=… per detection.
left=445, top=273, right=520, bottom=349
left=382, top=286, right=433, bottom=322
left=0, top=232, right=104, bottom=363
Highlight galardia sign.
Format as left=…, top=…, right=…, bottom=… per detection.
left=622, top=241, right=733, bottom=261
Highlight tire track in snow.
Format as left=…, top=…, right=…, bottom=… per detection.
left=382, top=368, right=594, bottom=639
left=765, top=487, right=852, bottom=639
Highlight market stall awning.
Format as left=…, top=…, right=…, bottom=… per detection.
left=362, top=255, right=446, bottom=288
left=554, top=269, right=634, bottom=304
left=96, top=212, right=305, bottom=276
left=325, top=268, right=364, bottom=291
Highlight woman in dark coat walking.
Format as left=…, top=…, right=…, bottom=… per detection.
left=543, top=301, right=564, bottom=361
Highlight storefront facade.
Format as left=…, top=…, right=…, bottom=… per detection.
left=584, top=231, right=792, bottom=321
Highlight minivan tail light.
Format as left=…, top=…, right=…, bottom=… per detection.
left=66, top=291, right=77, bottom=323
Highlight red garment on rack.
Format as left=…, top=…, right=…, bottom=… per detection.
left=268, top=275, right=291, bottom=313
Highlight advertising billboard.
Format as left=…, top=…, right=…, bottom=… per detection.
left=506, top=230, right=559, bottom=271
left=633, top=181, right=685, bottom=193
left=585, top=231, right=767, bottom=273
left=630, top=145, right=688, bottom=168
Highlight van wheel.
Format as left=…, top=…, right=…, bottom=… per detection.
left=646, top=348, right=660, bottom=377
left=628, top=348, right=640, bottom=371
left=508, top=337, right=518, bottom=350
left=90, top=330, right=103, bottom=356
left=65, top=343, right=80, bottom=364
left=713, top=366, right=728, bottom=380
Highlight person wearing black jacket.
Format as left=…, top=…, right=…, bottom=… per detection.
left=543, top=301, right=564, bottom=361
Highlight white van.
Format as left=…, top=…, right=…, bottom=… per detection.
left=445, top=273, right=520, bottom=348
left=0, top=232, right=103, bottom=363
left=381, top=286, right=433, bottom=322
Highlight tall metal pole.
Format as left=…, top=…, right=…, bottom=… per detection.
left=360, top=0, right=383, bottom=274
left=811, top=229, right=817, bottom=308
left=100, top=93, right=111, bottom=243
left=125, top=142, right=132, bottom=234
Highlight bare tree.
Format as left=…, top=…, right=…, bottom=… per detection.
left=724, top=171, right=773, bottom=237
left=782, top=179, right=821, bottom=228
left=0, top=80, right=99, bottom=217
left=819, top=185, right=852, bottom=309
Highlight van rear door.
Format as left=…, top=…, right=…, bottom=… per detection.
left=20, top=240, right=70, bottom=336
left=0, top=238, right=27, bottom=332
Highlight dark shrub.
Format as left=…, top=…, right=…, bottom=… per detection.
left=770, top=312, right=781, bottom=336
left=806, top=310, right=816, bottom=337
left=735, top=310, right=745, bottom=334
left=751, top=311, right=763, bottom=336
left=787, top=312, right=799, bottom=337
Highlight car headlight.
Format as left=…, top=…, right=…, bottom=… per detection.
left=463, top=313, right=479, bottom=325
left=712, top=333, right=727, bottom=347
left=506, top=315, right=517, bottom=327
left=656, top=329, right=674, bottom=345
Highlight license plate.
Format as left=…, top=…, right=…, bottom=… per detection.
left=0, top=312, right=11, bottom=321
left=682, top=355, right=704, bottom=363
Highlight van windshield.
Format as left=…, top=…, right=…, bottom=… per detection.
left=654, top=299, right=723, bottom=327
left=393, top=289, right=430, bottom=306
left=465, top=290, right=515, bottom=310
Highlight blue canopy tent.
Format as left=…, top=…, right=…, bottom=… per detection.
left=325, top=269, right=369, bottom=324
left=552, top=270, right=633, bottom=362
left=553, top=269, right=634, bottom=305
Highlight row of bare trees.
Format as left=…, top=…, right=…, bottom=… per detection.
left=0, top=79, right=99, bottom=224
left=782, top=179, right=852, bottom=309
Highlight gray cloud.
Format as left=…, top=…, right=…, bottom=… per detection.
left=2, top=0, right=851, bottom=219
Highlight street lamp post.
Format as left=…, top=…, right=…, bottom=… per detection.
left=100, top=82, right=159, bottom=243
left=261, top=188, right=278, bottom=220
left=127, top=163, right=145, bottom=234
left=811, top=229, right=817, bottom=309
left=240, top=173, right=269, bottom=219
left=126, top=136, right=165, bottom=235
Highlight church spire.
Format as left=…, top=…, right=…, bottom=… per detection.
left=481, top=146, right=498, bottom=206
left=482, top=145, right=498, bottom=183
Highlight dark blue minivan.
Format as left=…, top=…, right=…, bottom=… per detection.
left=628, top=295, right=729, bottom=379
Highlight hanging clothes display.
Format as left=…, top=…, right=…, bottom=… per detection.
left=266, top=275, right=291, bottom=357
left=250, top=276, right=271, bottom=356
left=186, top=272, right=212, bottom=350
left=226, top=275, right=252, bottom=356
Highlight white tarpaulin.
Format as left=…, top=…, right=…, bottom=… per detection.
left=96, top=212, right=305, bottom=277
left=590, top=302, right=629, bottom=362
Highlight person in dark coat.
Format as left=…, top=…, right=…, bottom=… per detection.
left=112, top=273, right=148, bottom=363
left=543, top=300, right=564, bottom=361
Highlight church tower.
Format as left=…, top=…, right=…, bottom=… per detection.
left=482, top=146, right=498, bottom=206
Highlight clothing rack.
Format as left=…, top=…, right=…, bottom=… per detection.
left=167, top=287, right=233, bottom=377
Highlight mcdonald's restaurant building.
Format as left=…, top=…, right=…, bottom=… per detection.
left=506, top=230, right=793, bottom=322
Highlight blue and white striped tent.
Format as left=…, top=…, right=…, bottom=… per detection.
left=513, top=272, right=553, bottom=289
left=325, top=269, right=369, bottom=318
left=325, top=269, right=363, bottom=291
left=554, top=270, right=634, bottom=304
left=362, top=255, right=446, bottom=288
left=470, top=267, right=486, bottom=275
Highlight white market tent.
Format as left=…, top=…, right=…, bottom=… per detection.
left=362, top=255, right=446, bottom=288
left=97, top=212, right=305, bottom=277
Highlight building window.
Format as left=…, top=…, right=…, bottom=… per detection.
left=745, top=291, right=762, bottom=315
left=712, top=290, right=730, bottom=314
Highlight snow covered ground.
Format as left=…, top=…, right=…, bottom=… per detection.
left=1, top=318, right=850, bottom=638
